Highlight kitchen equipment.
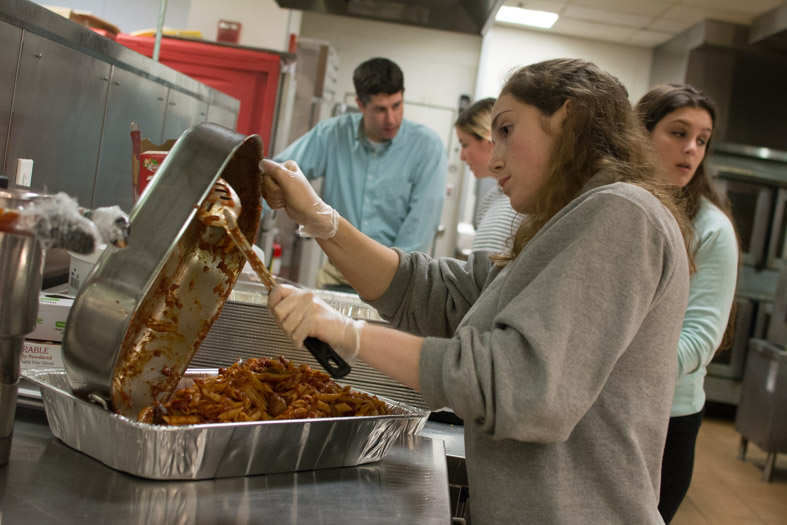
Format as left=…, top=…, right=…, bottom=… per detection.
left=735, top=339, right=787, bottom=482
left=197, top=179, right=351, bottom=379
left=714, top=177, right=774, bottom=269
left=0, top=182, right=45, bottom=465
left=22, top=368, right=428, bottom=480
left=62, top=123, right=265, bottom=419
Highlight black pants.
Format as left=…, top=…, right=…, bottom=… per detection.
left=658, top=409, right=704, bottom=524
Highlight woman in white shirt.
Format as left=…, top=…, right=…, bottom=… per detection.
left=454, top=98, right=523, bottom=252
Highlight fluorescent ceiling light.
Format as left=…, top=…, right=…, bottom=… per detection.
left=495, top=6, right=559, bottom=29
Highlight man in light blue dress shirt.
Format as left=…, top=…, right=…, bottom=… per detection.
left=274, top=58, right=447, bottom=288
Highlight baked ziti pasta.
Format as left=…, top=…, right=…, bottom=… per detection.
left=138, top=356, right=390, bottom=425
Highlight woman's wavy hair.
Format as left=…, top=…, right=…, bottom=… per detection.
left=636, top=83, right=740, bottom=351
left=493, top=58, right=693, bottom=267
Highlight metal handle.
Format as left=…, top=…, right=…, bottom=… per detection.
left=304, top=337, right=351, bottom=379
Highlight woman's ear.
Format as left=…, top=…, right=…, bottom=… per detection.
left=560, top=99, right=574, bottom=119
left=550, top=99, right=572, bottom=131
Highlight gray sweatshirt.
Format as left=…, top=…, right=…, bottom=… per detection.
left=369, top=179, right=689, bottom=524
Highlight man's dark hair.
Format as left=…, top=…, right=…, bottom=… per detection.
left=353, top=58, right=404, bottom=105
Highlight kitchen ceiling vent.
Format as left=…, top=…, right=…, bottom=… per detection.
left=275, top=0, right=506, bottom=36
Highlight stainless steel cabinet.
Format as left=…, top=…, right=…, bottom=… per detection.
left=162, top=89, right=208, bottom=142
left=767, top=188, right=787, bottom=270
left=206, top=104, right=238, bottom=131
left=715, top=178, right=774, bottom=268
left=708, top=298, right=756, bottom=379
left=0, top=21, right=22, bottom=177
left=6, top=32, right=110, bottom=206
left=93, top=66, right=168, bottom=212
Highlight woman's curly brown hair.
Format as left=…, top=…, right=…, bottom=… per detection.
left=492, top=58, right=693, bottom=268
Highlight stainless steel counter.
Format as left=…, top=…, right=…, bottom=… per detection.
left=0, top=408, right=452, bottom=524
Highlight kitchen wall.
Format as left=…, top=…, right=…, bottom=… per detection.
left=32, top=0, right=191, bottom=33
left=186, top=0, right=298, bottom=51
left=476, top=24, right=654, bottom=103
left=299, top=12, right=482, bottom=110
left=33, top=0, right=296, bottom=50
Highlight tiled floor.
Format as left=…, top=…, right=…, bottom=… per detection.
left=671, top=407, right=787, bottom=525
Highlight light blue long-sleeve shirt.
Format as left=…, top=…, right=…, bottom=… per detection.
left=274, top=113, right=447, bottom=253
left=672, top=197, right=739, bottom=417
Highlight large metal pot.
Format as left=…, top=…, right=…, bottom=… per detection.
left=62, top=123, right=266, bottom=419
left=0, top=181, right=45, bottom=465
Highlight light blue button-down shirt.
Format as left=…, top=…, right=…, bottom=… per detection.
left=274, top=113, right=447, bottom=253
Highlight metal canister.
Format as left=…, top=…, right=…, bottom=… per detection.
left=0, top=180, right=44, bottom=465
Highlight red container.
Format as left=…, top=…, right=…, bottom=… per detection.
left=116, top=34, right=281, bottom=154
left=217, top=20, right=241, bottom=43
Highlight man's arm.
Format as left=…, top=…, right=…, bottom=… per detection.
left=393, top=136, right=447, bottom=252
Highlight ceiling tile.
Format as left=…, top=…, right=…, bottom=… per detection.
left=496, top=0, right=784, bottom=47
left=550, top=17, right=638, bottom=41
left=504, top=0, right=568, bottom=13
left=627, top=29, right=675, bottom=47
left=563, top=5, right=652, bottom=27
left=680, top=0, right=783, bottom=16
left=646, top=16, right=697, bottom=34
left=568, top=0, right=676, bottom=18
left=660, top=5, right=757, bottom=25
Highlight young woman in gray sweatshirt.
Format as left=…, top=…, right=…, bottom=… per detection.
left=263, top=58, right=692, bottom=524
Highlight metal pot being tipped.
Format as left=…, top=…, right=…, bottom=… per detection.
left=62, top=123, right=267, bottom=420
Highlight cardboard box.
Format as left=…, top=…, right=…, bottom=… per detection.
left=28, top=293, right=74, bottom=343
left=138, top=150, right=168, bottom=196
left=21, top=341, right=63, bottom=370
left=131, top=136, right=176, bottom=201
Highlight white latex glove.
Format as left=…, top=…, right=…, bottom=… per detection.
left=268, top=284, right=365, bottom=363
left=260, top=158, right=338, bottom=239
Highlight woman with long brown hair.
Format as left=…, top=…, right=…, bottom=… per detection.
left=262, top=58, right=691, bottom=523
left=637, top=84, right=739, bottom=523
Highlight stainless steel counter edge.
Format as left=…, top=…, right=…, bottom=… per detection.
left=1, top=0, right=249, bottom=111
left=1, top=407, right=454, bottom=523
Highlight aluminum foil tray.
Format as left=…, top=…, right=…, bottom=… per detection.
left=22, top=368, right=429, bottom=480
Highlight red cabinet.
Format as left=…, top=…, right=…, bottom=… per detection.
left=117, top=34, right=281, bottom=154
